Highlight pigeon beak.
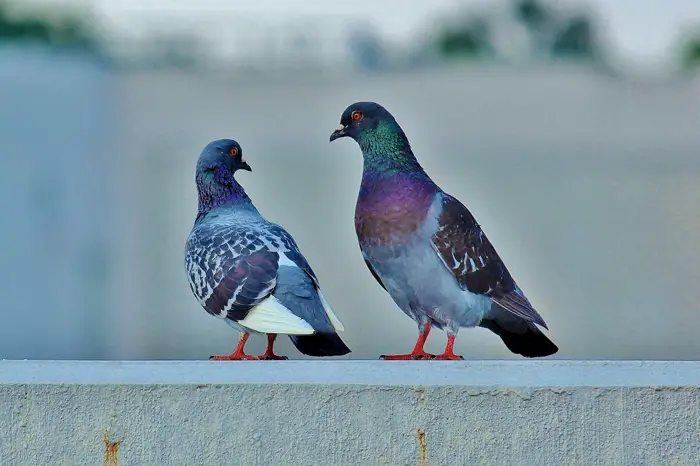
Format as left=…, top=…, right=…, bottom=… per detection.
left=329, top=124, right=347, bottom=142
left=240, top=160, right=252, bottom=172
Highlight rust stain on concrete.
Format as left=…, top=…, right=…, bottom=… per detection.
left=103, top=431, right=120, bottom=466
left=416, top=428, right=428, bottom=466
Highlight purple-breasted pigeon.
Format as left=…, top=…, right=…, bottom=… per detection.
left=330, top=103, right=557, bottom=359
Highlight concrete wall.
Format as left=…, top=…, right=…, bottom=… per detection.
left=1, top=360, right=698, bottom=465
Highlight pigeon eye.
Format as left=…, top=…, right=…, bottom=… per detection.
left=351, top=111, right=363, bottom=122
left=228, top=147, right=238, bottom=157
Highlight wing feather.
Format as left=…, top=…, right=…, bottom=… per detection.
left=186, top=224, right=279, bottom=321
left=430, top=193, right=548, bottom=328
left=186, top=220, right=345, bottom=331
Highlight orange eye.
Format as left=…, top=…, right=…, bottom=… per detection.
left=228, top=147, right=238, bottom=157
left=351, top=111, right=363, bottom=122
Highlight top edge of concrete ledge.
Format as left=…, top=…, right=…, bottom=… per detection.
left=0, top=360, right=699, bottom=387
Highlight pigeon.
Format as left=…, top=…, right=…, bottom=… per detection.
left=185, top=139, right=350, bottom=360
left=330, top=102, right=557, bottom=359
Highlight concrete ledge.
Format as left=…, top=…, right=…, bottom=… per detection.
left=1, top=361, right=699, bottom=465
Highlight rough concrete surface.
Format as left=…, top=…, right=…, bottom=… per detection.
left=0, top=360, right=698, bottom=465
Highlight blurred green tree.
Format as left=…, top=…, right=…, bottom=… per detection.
left=435, top=17, right=493, bottom=60
left=0, top=1, right=98, bottom=52
left=680, top=33, right=700, bottom=69
left=550, top=14, right=599, bottom=60
left=514, top=0, right=551, bottom=32
left=513, top=0, right=600, bottom=61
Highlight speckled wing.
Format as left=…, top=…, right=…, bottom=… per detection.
left=185, top=224, right=279, bottom=321
left=429, top=193, right=548, bottom=328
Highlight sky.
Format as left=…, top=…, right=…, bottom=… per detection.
left=16, top=0, right=700, bottom=73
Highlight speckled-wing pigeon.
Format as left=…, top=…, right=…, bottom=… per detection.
left=330, top=102, right=557, bottom=359
left=185, top=139, right=350, bottom=359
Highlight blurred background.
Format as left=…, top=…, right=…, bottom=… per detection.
left=1, top=0, right=699, bottom=360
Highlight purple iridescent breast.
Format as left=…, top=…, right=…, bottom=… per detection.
left=355, top=173, right=436, bottom=245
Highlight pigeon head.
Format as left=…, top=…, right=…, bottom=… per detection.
left=197, top=139, right=251, bottom=177
left=329, top=101, right=399, bottom=143
left=195, top=139, right=252, bottom=214
left=330, top=102, right=418, bottom=172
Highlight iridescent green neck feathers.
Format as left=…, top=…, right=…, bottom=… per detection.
left=357, top=120, right=423, bottom=174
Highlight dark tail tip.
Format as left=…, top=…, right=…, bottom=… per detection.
left=289, top=332, right=351, bottom=357
left=481, top=320, right=558, bottom=358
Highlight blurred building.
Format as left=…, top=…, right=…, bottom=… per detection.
left=0, top=47, right=115, bottom=359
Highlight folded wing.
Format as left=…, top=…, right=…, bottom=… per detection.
left=429, top=193, right=548, bottom=329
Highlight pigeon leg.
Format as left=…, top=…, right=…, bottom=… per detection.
left=259, top=334, right=288, bottom=360
left=380, top=322, right=437, bottom=360
left=434, top=334, right=464, bottom=360
left=210, top=332, right=260, bottom=360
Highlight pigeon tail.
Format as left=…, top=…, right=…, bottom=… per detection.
left=289, top=332, right=351, bottom=357
left=274, top=266, right=341, bottom=333
left=274, top=266, right=350, bottom=356
left=479, top=307, right=558, bottom=358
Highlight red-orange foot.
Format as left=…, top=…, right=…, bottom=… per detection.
left=380, top=351, right=436, bottom=360
left=381, top=323, right=436, bottom=360
left=258, top=334, right=288, bottom=360
left=209, top=353, right=260, bottom=361
left=210, top=332, right=259, bottom=360
left=433, top=335, right=463, bottom=360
